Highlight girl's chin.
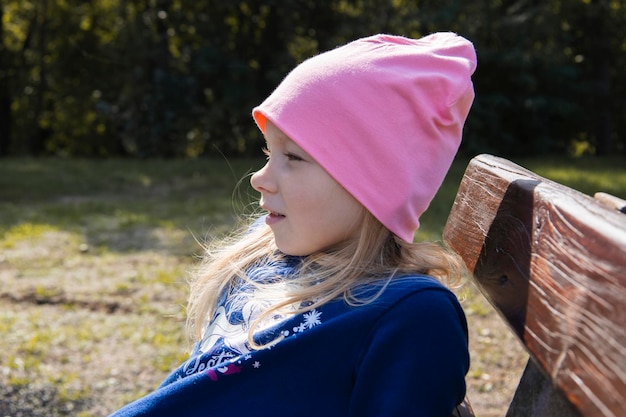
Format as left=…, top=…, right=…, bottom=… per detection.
left=274, top=239, right=311, bottom=258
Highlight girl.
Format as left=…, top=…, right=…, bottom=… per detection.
left=111, top=32, right=476, bottom=417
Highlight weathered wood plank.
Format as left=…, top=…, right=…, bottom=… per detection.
left=443, top=154, right=626, bottom=417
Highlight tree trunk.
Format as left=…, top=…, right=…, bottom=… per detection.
left=589, top=0, right=613, bottom=155
left=28, top=0, right=49, bottom=155
left=594, top=58, right=612, bottom=155
left=0, top=3, right=12, bottom=156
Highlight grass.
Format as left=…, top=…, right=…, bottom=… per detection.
left=0, top=158, right=262, bottom=249
left=0, top=157, right=264, bottom=416
left=1, top=154, right=625, bottom=416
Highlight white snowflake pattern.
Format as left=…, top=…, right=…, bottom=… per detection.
left=253, top=361, right=261, bottom=368
left=293, top=309, right=322, bottom=333
left=303, top=309, right=322, bottom=328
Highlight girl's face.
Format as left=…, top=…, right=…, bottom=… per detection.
left=251, top=121, right=364, bottom=256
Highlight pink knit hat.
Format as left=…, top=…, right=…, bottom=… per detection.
left=253, top=32, right=477, bottom=242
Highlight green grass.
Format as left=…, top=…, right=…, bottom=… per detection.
left=0, top=154, right=625, bottom=415
left=415, top=154, right=626, bottom=241
left=519, top=155, right=626, bottom=196
left=0, top=157, right=263, bottom=255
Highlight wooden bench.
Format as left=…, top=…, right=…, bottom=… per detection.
left=445, top=154, right=626, bottom=417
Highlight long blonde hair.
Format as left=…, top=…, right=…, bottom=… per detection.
left=186, top=210, right=465, bottom=346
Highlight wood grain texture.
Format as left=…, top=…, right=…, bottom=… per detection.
left=443, top=154, right=626, bottom=417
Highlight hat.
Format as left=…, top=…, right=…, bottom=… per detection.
left=253, top=32, right=477, bottom=242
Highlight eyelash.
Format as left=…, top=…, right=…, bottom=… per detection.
left=261, top=147, right=303, bottom=162
left=285, top=152, right=303, bottom=161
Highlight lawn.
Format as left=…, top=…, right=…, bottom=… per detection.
left=0, top=154, right=624, bottom=416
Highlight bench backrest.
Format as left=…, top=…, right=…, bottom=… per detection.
left=443, top=154, right=626, bottom=417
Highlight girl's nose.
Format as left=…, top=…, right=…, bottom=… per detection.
left=250, top=163, right=276, bottom=194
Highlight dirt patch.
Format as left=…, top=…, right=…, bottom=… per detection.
left=0, top=383, right=89, bottom=417
left=464, top=289, right=529, bottom=416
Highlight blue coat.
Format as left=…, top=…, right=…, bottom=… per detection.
left=110, top=258, right=469, bottom=417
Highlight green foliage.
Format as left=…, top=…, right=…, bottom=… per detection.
left=0, top=0, right=625, bottom=157
left=461, top=0, right=626, bottom=156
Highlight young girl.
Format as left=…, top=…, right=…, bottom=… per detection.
left=111, top=32, right=477, bottom=417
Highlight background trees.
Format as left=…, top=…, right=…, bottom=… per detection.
left=1, top=0, right=624, bottom=158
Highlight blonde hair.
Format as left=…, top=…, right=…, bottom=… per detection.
left=186, top=210, right=465, bottom=347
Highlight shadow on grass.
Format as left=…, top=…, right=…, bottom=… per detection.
left=0, top=157, right=264, bottom=255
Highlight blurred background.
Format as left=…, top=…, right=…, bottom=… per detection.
left=1, top=0, right=625, bottom=160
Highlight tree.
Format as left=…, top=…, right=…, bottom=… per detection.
left=565, top=0, right=622, bottom=155
left=0, top=0, right=625, bottom=158
left=0, top=2, right=12, bottom=156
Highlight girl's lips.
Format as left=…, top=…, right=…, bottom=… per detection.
left=265, top=212, right=285, bottom=225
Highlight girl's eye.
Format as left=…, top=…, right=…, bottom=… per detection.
left=261, top=146, right=303, bottom=162
left=284, top=152, right=303, bottom=162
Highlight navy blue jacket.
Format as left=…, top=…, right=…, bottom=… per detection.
left=110, top=259, right=469, bottom=417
